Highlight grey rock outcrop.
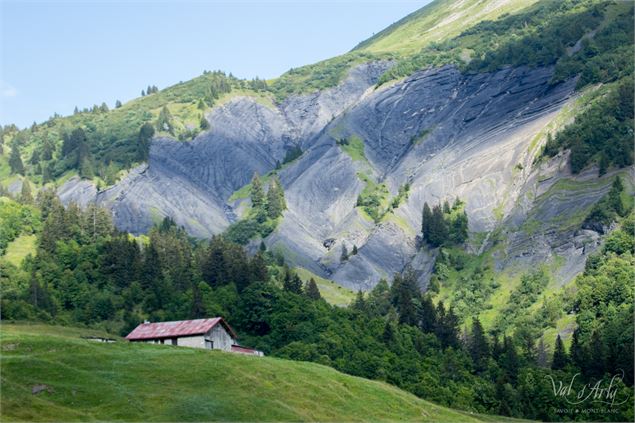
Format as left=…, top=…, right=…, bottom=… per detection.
left=57, top=61, right=631, bottom=291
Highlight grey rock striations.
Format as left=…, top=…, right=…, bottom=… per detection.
left=58, top=61, right=626, bottom=290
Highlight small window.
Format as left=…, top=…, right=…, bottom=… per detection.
left=205, top=339, right=213, bottom=349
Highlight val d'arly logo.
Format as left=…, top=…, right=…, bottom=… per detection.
left=545, top=370, right=630, bottom=407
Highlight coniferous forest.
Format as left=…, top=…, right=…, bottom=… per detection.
left=1, top=179, right=633, bottom=421
left=1, top=0, right=634, bottom=421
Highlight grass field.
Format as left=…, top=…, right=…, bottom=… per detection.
left=294, top=267, right=356, bottom=306
left=4, top=234, right=37, bottom=266
left=0, top=323, right=516, bottom=422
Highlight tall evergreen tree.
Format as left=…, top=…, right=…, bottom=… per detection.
left=266, top=177, right=286, bottom=219
left=428, top=204, right=448, bottom=247
left=421, top=202, right=432, bottom=241
left=468, top=317, right=490, bottom=372
left=500, top=336, right=519, bottom=384
left=418, top=295, right=437, bottom=333
left=250, top=173, right=265, bottom=209
left=19, top=179, right=33, bottom=204
left=9, top=145, right=24, bottom=175
left=340, top=244, right=349, bottom=262
left=304, top=278, right=321, bottom=300
left=282, top=269, right=302, bottom=294
left=137, top=123, right=155, bottom=161
left=551, top=334, right=568, bottom=370
left=391, top=270, right=419, bottom=326
left=536, top=337, right=548, bottom=368
left=587, top=331, right=606, bottom=378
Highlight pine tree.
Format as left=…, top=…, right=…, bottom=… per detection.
left=197, top=99, right=206, bottom=110
left=340, top=244, right=349, bottom=262
left=352, top=290, right=367, bottom=313
left=266, top=177, right=286, bottom=219
left=137, top=123, right=155, bottom=161
left=9, top=145, right=24, bottom=175
left=421, top=202, right=432, bottom=241
left=382, top=320, right=396, bottom=345
left=427, top=204, right=448, bottom=247
left=551, top=334, right=568, bottom=370
left=352, top=245, right=358, bottom=255
left=305, top=278, right=321, bottom=300
left=570, top=328, right=586, bottom=371
left=391, top=270, right=419, bottom=326
left=250, top=173, right=265, bottom=209
left=282, top=269, right=302, bottom=294
left=587, top=331, right=606, bottom=378
left=449, top=210, right=469, bottom=244
left=469, top=317, right=490, bottom=372
left=73, top=106, right=79, bottom=114
left=500, top=336, right=519, bottom=384
left=19, top=178, right=33, bottom=204
left=141, top=89, right=145, bottom=96
left=115, top=100, right=122, bottom=108
left=200, top=116, right=210, bottom=130
left=418, top=295, right=437, bottom=333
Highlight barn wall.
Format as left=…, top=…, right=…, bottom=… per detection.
left=175, top=335, right=206, bottom=349
left=208, top=325, right=235, bottom=352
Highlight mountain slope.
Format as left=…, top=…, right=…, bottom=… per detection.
left=0, top=324, right=511, bottom=422
left=1, top=0, right=633, bottom=326
left=353, top=0, right=540, bottom=54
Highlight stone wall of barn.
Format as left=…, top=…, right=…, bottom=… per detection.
left=207, top=325, right=235, bottom=351
left=175, top=335, right=206, bottom=348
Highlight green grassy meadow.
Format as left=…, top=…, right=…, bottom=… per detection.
left=0, top=323, right=517, bottom=422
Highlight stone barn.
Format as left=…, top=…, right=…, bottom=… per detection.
left=126, top=317, right=261, bottom=355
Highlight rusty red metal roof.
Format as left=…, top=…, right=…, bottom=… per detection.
left=125, top=317, right=237, bottom=340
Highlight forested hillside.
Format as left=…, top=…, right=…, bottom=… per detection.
left=1, top=0, right=634, bottom=421
left=1, top=179, right=632, bottom=420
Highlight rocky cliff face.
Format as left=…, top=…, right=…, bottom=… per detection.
left=58, top=62, right=624, bottom=291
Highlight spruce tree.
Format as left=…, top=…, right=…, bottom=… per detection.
left=382, top=320, right=396, bottom=345
left=138, top=123, right=155, bottom=161
left=19, top=179, right=33, bottom=204
left=587, top=331, right=606, bottom=378
left=570, top=328, right=586, bottom=371
left=305, top=278, right=321, bottom=300
left=551, top=334, right=568, bottom=370
left=282, top=269, right=302, bottom=294
left=352, top=290, right=366, bottom=313
left=250, top=173, right=265, bottom=210
left=469, top=317, right=490, bottom=372
left=115, top=100, right=122, bottom=108
left=428, top=204, right=448, bottom=247
left=266, top=177, right=286, bottom=219
left=352, top=245, right=358, bottom=255
left=341, top=244, right=349, bottom=262
left=418, top=295, right=437, bottom=333
left=9, top=145, right=24, bottom=175
left=500, top=336, right=519, bottom=384
left=421, top=202, right=432, bottom=241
